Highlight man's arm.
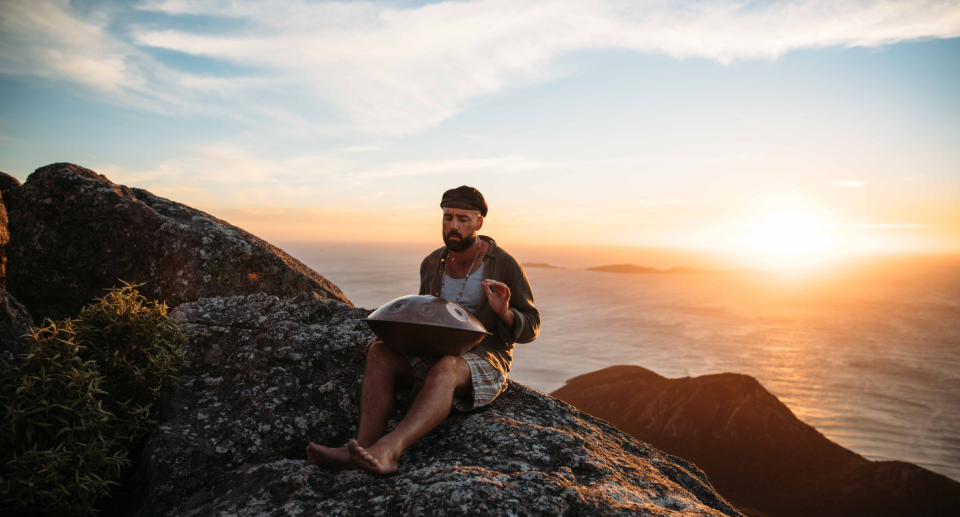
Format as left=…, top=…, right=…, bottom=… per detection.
left=481, top=280, right=515, bottom=328
left=482, top=259, right=540, bottom=345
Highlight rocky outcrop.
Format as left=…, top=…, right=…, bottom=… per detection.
left=0, top=290, right=34, bottom=366
left=0, top=289, right=32, bottom=492
left=0, top=172, right=20, bottom=215
left=6, top=163, right=351, bottom=322
left=0, top=174, right=20, bottom=290
left=552, top=365, right=960, bottom=517
left=134, top=293, right=742, bottom=517
left=0, top=171, right=18, bottom=291
left=0, top=290, right=33, bottom=365
left=0, top=186, right=7, bottom=291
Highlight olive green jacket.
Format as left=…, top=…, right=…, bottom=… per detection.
left=419, top=236, right=540, bottom=374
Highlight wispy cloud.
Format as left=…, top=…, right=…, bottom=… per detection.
left=361, top=155, right=551, bottom=179
left=100, top=144, right=696, bottom=213
left=826, top=180, right=869, bottom=187
left=3, top=0, right=958, bottom=137
left=643, top=199, right=680, bottom=208
left=0, top=0, right=264, bottom=119
left=847, top=222, right=931, bottom=229
left=0, top=0, right=143, bottom=95
left=98, top=146, right=541, bottom=210
left=342, top=144, right=387, bottom=153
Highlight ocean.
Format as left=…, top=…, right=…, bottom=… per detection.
left=282, top=241, right=960, bottom=482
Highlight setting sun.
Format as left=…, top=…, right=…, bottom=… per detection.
left=740, top=212, right=837, bottom=257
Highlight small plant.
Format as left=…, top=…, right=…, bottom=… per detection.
left=0, top=321, right=128, bottom=516
left=75, top=281, right=188, bottom=442
left=0, top=282, right=189, bottom=515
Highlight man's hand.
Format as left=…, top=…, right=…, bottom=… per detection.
left=482, top=279, right=514, bottom=328
left=363, top=335, right=382, bottom=354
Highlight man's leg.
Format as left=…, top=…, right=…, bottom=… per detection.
left=349, top=354, right=471, bottom=474
left=306, top=342, right=414, bottom=470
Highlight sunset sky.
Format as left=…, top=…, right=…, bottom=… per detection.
left=2, top=0, right=959, bottom=269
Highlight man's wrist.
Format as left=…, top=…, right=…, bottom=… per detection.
left=498, top=308, right=515, bottom=328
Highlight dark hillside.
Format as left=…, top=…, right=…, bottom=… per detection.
left=552, top=365, right=960, bottom=517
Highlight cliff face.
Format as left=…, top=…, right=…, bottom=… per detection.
left=0, top=171, right=16, bottom=291
left=551, top=365, right=960, bottom=517
left=133, top=294, right=743, bottom=517
left=0, top=290, right=33, bottom=365
left=6, top=163, right=351, bottom=322
left=0, top=171, right=32, bottom=367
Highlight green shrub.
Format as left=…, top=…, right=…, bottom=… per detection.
left=0, top=283, right=189, bottom=516
left=0, top=321, right=128, bottom=516
left=75, top=282, right=188, bottom=440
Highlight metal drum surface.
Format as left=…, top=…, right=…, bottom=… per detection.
left=364, top=295, right=491, bottom=358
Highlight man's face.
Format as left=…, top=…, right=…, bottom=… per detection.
left=442, top=207, right=483, bottom=252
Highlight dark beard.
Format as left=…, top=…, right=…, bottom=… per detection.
left=444, top=231, right=476, bottom=253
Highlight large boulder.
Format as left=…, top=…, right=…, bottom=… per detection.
left=552, top=365, right=960, bottom=517
left=6, top=163, right=350, bottom=322
left=134, top=293, right=742, bottom=516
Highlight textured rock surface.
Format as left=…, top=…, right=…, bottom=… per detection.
left=552, top=365, right=960, bottom=517
left=0, top=290, right=34, bottom=366
left=7, top=163, right=350, bottom=322
left=0, top=173, right=21, bottom=290
left=0, top=181, right=7, bottom=291
left=0, top=172, right=20, bottom=215
left=135, top=293, right=742, bottom=517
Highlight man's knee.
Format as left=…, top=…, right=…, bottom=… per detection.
left=367, top=341, right=396, bottom=360
left=426, top=355, right=469, bottom=383
left=366, top=342, right=407, bottom=372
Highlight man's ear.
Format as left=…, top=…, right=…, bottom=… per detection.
left=476, top=214, right=484, bottom=231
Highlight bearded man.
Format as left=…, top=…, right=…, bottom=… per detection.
left=307, top=186, right=540, bottom=474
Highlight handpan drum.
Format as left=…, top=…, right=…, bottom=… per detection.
left=363, top=295, right=491, bottom=358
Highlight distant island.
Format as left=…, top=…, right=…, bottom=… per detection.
left=588, top=263, right=713, bottom=274
left=587, top=264, right=764, bottom=275
left=522, top=262, right=565, bottom=269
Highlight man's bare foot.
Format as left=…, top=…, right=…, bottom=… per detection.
left=305, top=442, right=354, bottom=470
left=348, top=439, right=399, bottom=475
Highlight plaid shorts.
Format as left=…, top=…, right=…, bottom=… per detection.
left=400, top=352, right=507, bottom=411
